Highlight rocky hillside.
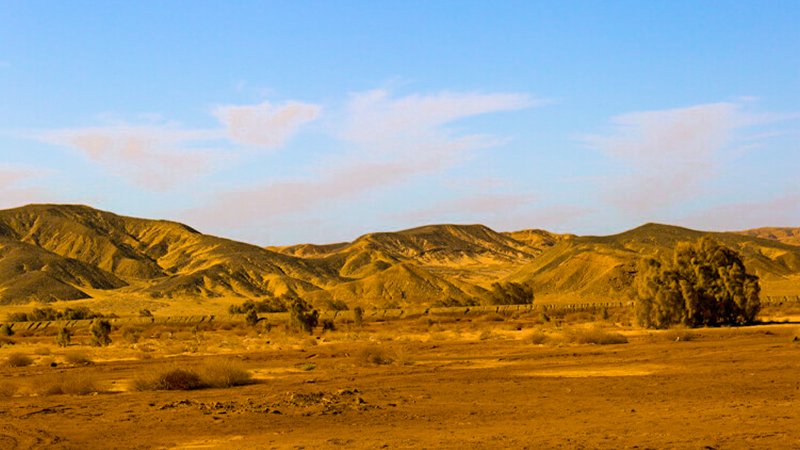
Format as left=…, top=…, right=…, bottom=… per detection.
left=1, top=204, right=798, bottom=307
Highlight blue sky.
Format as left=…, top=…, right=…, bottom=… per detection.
left=1, top=1, right=799, bottom=245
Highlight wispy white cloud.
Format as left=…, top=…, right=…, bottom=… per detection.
left=214, top=100, right=321, bottom=148
left=584, top=102, right=766, bottom=213
left=31, top=99, right=322, bottom=190
left=683, top=190, right=800, bottom=230
left=191, top=90, right=541, bottom=233
left=40, top=125, right=224, bottom=191
left=0, top=165, right=52, bottom=208
left=392, top=193, right=537, bottom=224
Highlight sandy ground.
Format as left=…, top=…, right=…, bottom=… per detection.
left=1, top=319, right=799, bottom=449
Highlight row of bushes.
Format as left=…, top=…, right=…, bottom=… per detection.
left=6, top=306, right=114, bottom=323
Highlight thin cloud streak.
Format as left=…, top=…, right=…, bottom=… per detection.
left=684, top=191, right=800, bottom=231
left=0, top=165, right=53, bottom=208
left=32, top=99, right=321, bottom=191
left=585, top=102, right=745, bottom=213
left=40, top=125, right=223, bottom=190
left=191, top=90, right=541, bottom=235
left=214, top=100, right=321, bottom=148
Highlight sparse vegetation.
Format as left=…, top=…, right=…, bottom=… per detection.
left=359, top=345, right=395, bottom=365
left=486, top=281, right=534, bottom=305
left=1, top=323, right=14, bottom=336
left=56, top=326, right=73, bottom=347
left=353, top=306, right=364, bottom=327
left=64, top=350, right=92, bottom=365
left=636, top=238, right=761, bottom=329
left=199, top=360, right=253, bottom=388
left=90, top=319, right=112, bottom=347
left=35, top=372, right=100, bottom=396
left=134, top=362, right=252, bottom=391
left=289, top=299, right=319, bottom=334
left=563, top=326, right=628, bottom=345
left=6, top=352, right=33, bottom=367
left=7, top=306, right=111, bottom=323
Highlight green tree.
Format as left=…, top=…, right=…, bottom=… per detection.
left=289, top=299, right=319, bottom=334
left=486, top=281, right=535, bottom=305
left=90, top=319, right=112, bottom=347
left=636, top=237, right=761, bottom=328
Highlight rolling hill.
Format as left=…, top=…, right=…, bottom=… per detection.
left=0, top=204, right=798, bottom=307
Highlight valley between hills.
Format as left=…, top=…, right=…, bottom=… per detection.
left=0, top=204, right=799, bottom=314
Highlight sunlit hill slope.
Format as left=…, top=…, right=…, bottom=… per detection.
left=1, top=204, right=798, bottom=307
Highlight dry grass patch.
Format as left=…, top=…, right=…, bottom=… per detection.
left=5, top=352, right=33, bottom=367
left=133, top=360, right=253, bottom=391
left=563, top=326, right=628, bottom=345
left=33, top=371, right=100, bottom=396
left=199, top=359, right=253, bottom=388
left=358, top=345, right=395, bottom=366
left=64, top=350, right=93, bottom=365
left=0, top=380, right=19, bottom=397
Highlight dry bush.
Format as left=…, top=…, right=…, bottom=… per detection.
left=6, top=352, right=33, bottom=367
left=563, top=326, right=628, bottom=345
left=34, top=372, right=100, bottom=396
left=663, top=329, right=696, bottom=342
left=358, top=345, right=395, bottom=366
left=64, top=350, right=92, bottom=365
left=133, top=362, right=252, bottom=391
left=120, top=325, right=144, bottom=344
left=527, top=329, right=551, bottom=345
left=133, top=367, right=204, bottom=391
left=199, top=360, right=252, bottom=388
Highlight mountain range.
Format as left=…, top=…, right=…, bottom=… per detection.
left=1, top=204, right=798, bottom=307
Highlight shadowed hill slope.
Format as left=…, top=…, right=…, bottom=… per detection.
left=505, top=223, right=800, bottom=302
left=1, top=205, right=798, bottom=307
left=0, top=205, right=339, bottom=303
left=736, top=227, right=800, bottom=247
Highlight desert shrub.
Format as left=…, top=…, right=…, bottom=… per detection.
left=359, top=345, right=394, bottom=365
left=56, top=326, right=73, bottom=347
left=135, top=368, right=204, bottom=391
left=139, top=309, right=153, bottom=318
left=636, top=238, right=761, bottom=329
left=289, top=299, right=319, bottom=334
left=6, top=353, right=33, bottom=367
left=486, top=281, right=535, bottom=305
left=64, top=350, right=92, bottom=365
left=121, top=325, right=144, bottom=344
left=245, top=309, right=260, bottom=327
left=9, top=307, right=108, bottom=323
left=35, top=372, right=99, bottom=396
left=321, top=318, right=336, bottom=332
left=199, top=360, right=252, bottom=388
left=564, top=327, right=628, bottom=345
left=229, top=296, right=290, bottom=314
left=0, top=381, right=18, bottom=397
left=90, top=320, right=112, bottom=347
left=0, top=323, right=14, bottom=336
left=528, top=330, right=551, bottom=345
left=7, top=312, right=30, bottom=322
left=298, top=362, right=316, bottom=371
left=353, top=306, right=364, bottom=327
left=663, top=329, right=696, bottom=342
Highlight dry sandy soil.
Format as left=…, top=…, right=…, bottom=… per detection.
left=1, top=310, right=799, bottom=449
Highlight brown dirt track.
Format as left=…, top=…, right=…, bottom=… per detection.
left=1, top=321, right=799, bottom=449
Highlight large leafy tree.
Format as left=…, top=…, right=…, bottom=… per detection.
left=636, top=237, right=760, bottom=328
